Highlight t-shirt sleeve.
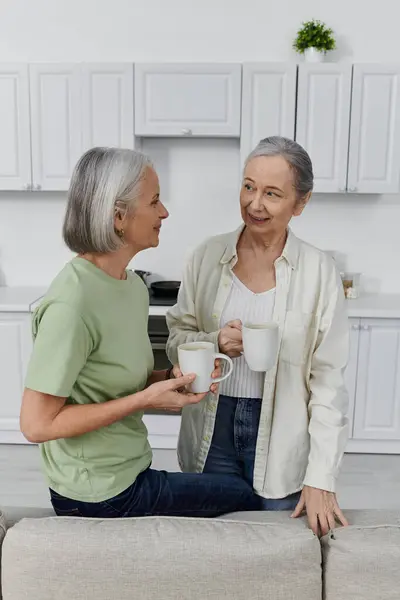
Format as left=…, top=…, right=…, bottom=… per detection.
left=25, top=302, right=93, bottom=398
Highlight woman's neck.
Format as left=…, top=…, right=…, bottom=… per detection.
left=239, top=227, right=288, bottom=261
left=80, top=246, right=137, bottom=281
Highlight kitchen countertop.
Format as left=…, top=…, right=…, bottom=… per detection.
left=0, top=287, right=399, bottom=319
left=345, top=294, right=400, bottom=319
left=0, top=287, right=47, bottom=313
left=149, top=294, right=400, bottom=319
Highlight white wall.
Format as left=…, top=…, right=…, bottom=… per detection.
left=0, top=0, right=399, bottom=292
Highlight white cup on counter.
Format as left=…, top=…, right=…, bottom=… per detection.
left=242, top=322, right=279, bottom=372
left=178, top=341, right=233, bottom=394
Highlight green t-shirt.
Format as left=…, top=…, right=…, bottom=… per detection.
left=25, top=257, right=154, bottom=502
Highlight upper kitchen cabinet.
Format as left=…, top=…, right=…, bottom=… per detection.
left=347, top=65, right=400, bottom=194
left=29, top=64, right=82, bottom=191
left=0, top=65, right=31, bottom=191
left=134, top=63, right=242, bottom=137
left=240, top=63, right=296, bottom=163
left=296, top=63, right=352, bottom=193
left=82, top=64, right=135, bottom=150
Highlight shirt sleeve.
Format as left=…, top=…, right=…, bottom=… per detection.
left=25, top=302, right=93, bottom=398
left=166, top=247, right=220, bottom=365
left=303, top=266, right=350, bottom=493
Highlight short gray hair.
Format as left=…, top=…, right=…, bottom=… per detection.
left=63, top=147, right=153, bottom=254
left=245, top=136, right=314, bottom=199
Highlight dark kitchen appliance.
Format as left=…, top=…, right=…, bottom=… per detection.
left=134, top=270, right=151, bottom=285
left=146, top=315, right=180, bottom=415
left=150, top=280, right=180, bottom=299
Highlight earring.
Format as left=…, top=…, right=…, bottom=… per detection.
left=117, top=228, right=125, bottom=239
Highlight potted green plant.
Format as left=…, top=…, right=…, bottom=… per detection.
left=293, top=19, right=336, bottom=62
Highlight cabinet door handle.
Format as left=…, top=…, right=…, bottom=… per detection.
left=349, top=187, right=358, bottom=193
left=151, top=343, right=166, bottom=351
left=22, top=183, right=31, bottom=191
left=181, top=128, right=193, bottom=136
left=33, top=184, right=42, bottom=191
left=351, top=324, right=360, bottom=330
left=362, top=324, right=370, bottom=331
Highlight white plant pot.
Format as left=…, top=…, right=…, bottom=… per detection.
left=304, top=47, right=325, bottom=63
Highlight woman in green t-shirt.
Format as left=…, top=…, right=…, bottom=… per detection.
left=20, top=147, right=259, bottom=518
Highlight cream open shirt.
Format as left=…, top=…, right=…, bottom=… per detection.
left=166, top=227, right=349, bottom=499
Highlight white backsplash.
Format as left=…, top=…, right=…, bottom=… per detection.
left=0, top=137, right=399, bottom=293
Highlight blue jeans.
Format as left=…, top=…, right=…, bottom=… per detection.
left=203, top=395, right=301, bottom=511
left=50, top=466, right=261, bottom=518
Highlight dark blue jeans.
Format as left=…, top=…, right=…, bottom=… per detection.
left=50, top=467, right=261, bottom=518
left=203, top=395, right=301, bottom=511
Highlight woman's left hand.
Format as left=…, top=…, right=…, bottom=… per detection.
left=291, top=485, right=348, bottom=537
left=172, top=359, right=221, bottom=394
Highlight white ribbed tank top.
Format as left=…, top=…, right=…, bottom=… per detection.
left=219, top=273, right=275, bottom=399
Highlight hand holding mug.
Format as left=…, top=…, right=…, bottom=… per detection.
left=218, top=320, right=243, bottom=358
left=178, top=342, right=233, bottom=394
left=173, top=359, right=222, bottom=394
left=145, top=374, right=207, bottom=412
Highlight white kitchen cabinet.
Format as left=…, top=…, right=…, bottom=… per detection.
left=240, top=63, right=296, bottom=164
left=345, top=318, right=361, bottom=437
left=296, top=63, right=352, bottom=193
left=0, top=313, right=32, bottom=443
left=134, top=63, right=242, bottom=137
left=347, top=64, right=400, bottom=194
left=82, top=64, right=135, bottom=150
left=353, top=318, right=400, bottom=441
left=29, top=64, right=82, bottom=191
left=0, top=65, right=31, bottom=191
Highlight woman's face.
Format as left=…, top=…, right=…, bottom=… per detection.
left=118, top=167, right=169, bottom=251
left=240, top=155, right=309, bottom=238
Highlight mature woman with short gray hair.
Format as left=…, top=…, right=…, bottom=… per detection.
left=20, top=147, right=259, bottom=518
left=167, top=136, right=350, bottom=536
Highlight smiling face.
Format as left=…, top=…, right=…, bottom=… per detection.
left=115, top=167, right=169, bottom=252
left=240, top=155, right=310, bottom=239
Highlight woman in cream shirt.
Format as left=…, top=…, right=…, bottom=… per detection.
left=167, top=136, right=350, bottom=536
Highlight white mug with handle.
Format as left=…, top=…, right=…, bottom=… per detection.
left=178, top=341, right=234, bottom=394
left=242, top=321, right=279, bottom=372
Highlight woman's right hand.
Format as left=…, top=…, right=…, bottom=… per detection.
left=144, top=373, right=207, bottom=412
left=218, top=320, right=243, bottom=358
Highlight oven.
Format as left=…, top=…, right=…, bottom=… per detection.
left=148, top=315, right=172, bottom=372
left=146, top=314, right=181, bottom=415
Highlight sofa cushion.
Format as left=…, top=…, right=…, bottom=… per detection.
left=2, top=514, right=321, bottom=600
left=0, top=510, right=6, bottom=592
left=322, top=510, right=400, bottom=600
left=1, top=506, right=55, bottom=528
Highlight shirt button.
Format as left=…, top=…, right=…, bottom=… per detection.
left=204, top=435, right=210, bottom=442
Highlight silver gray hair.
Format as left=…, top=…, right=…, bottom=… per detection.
left=63, top=147, right=153, bottom=254
left=245, top=136, right=314, bottom=200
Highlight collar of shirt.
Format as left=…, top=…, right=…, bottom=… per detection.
left=219, top=225, right=300, bottom=271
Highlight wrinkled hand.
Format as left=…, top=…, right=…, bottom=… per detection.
left=173, top=359, right=221, bottom=395
left=291, top=485, right=349, bottom=537
left=218, top=320, right=243, bottom=358
left=145, top=373, right=207, bottom=413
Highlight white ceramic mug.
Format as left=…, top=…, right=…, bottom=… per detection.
left=242, top=322, right=279, bottom=372
left=178, top=341, right=234, bottom=394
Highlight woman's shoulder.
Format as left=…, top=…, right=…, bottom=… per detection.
left=294, top=235, right=335, bottom=269
left=190, top=228, right=241, bottom=264
left=35, top=259, right=94, bottom=324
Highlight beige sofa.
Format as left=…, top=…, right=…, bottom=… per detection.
left=1, top=507, right=400, bottom=600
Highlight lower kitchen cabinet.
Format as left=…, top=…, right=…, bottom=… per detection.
left=0, top=313, right=32, bottom=443
left=346, top=317, right=400, bottom=453
left=1, top=309, right=400, bottom=452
